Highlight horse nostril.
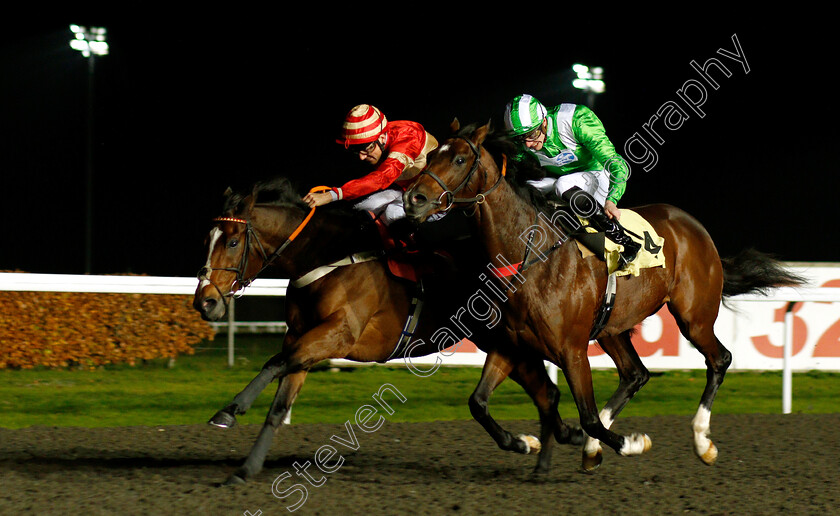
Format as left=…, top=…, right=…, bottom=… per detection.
left=411, top=193, right=428, bottom=206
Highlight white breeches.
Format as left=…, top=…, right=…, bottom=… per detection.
left=526, top=169, right=610, bottom=206
left=352, top=189, right=406, bottom=225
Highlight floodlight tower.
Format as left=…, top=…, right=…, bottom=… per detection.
left=69, top=25, right=109, bottom=273
left=572, top=63, right=605, bottom=108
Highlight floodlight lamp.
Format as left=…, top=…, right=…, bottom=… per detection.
left=588, top=80, right=605, bottom=93
left=89, top=41, right=109, bottom=55
left=572, top=63, right=588, bottom=75
left=69, top=24, right=109, bottom=57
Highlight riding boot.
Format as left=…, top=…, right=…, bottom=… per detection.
left=561, top=187, right=641, bottom=267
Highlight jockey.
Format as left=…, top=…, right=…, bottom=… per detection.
left=302, top=104, right=438, bottom=228
left=503, top=93, right=640, bottom=266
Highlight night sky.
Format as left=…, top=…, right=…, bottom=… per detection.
left=2, top=17, right=836, bottom=277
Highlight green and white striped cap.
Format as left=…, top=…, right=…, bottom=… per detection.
left=503, top=94, right=547, bottom=136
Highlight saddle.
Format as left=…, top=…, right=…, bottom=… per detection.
left=548, top=202, right=666, bottom=339
left=366, top=212, right=475, bottom=363
left=549, top=202, right=665, bottom=276
left=369, top=216, right=431, bottom=283
left=368, top=211, right=474, bottom=284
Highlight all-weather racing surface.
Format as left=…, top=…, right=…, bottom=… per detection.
left=1, top=413, right=837, bottom=515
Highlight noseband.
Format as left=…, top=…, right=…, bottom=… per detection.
left=419, top=136, right=506, bottom=212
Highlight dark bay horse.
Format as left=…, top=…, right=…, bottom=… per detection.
left=404, top=121, right=804, bottom=471
left=193, top=177, right=585, bottom=484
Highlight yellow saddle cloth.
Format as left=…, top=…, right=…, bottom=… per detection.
left=576, top=209, right=666, bottom=277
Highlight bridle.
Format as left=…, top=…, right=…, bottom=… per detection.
left=197, top=187, right=327, bottom=299
left=419, top=136, right=506, bottom=212
left=421, top=136, right=560, bottom=279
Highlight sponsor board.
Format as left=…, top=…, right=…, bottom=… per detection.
left=390, top=265, right=840, bottom=372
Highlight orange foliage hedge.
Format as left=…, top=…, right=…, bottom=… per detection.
left=0, top=281, right=215, bottom=369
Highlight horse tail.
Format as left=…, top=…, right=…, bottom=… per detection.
left=721, top=248, right=806, bottom=299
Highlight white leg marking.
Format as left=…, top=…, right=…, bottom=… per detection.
left=583, top=408, right=614, bottom=456
left=692, top=406, right=714, bottom=458
left=692, top=406, right=712, bottom=455
left=619, top=433, right=652, bottom=456
left=516, top=434, right=541, bottom=455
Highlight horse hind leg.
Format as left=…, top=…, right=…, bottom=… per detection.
left=581, top=331, right=651, bottom=472
left=225, top=369, right=308, bottom=485
left=668, top=301, right=732, bottom=465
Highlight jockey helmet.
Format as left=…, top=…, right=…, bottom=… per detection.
left=337, top=104, right=388, bottom=149
left=503, top=94, right=547, bottom=136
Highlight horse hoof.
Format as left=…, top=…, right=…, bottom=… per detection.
left=568, top=426, right=587, bottom=447
left=527, top=467, right=550, bottom=482
left=222, top=473, right=247, bottom=486
left=696, top=441, right=718, bottom=465
left=208, top=410, right=237, bottom=429
left=581, top=450, right=603, bottom=472
left=517, top=434, right=541, bottom=455
left=556, top=424, right=586, bottom=446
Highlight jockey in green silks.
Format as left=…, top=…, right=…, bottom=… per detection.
left=504, top=93, right=640, bottom=267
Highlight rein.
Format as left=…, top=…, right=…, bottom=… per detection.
left=198, top=186, right=330, bottom=298
left=488, top=209, right=565, bottom=280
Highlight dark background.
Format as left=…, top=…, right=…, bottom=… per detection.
left=2, top=16, right=835, bottom=277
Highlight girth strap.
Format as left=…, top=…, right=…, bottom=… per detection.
left=590, top=272, right=617, bottom=340
left=384, top=280, right=425, bottom=362
left=290, top=250, right=384, bottom=288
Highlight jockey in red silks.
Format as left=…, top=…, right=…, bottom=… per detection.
left=303, top=104, right=439, bottom=227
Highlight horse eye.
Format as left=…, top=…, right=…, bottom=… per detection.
left=228, top=239, right=239, bottom=249
left=455, top=156, right=466, bottom=166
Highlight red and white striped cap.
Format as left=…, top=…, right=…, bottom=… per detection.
left=336, top=104, right=388, bottom=148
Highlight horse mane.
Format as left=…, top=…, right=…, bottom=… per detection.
left=222, top=176, right=382, bottom=254
left=451, top=122, right=555, bottom=215
left=221, top=177, right=308, bottom=215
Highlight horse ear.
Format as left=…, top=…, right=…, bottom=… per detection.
left=472, top=121, right=492, bottom=145
left=223, top=187, right=233, bottom=197
left=450, top=118, right=460, bottom=133
left=245, top=183, right=260, bottom=212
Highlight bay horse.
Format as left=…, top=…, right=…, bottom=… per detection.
left=403, top=121, right=804, bottom=471
left=193, top=177, right=586, bottom=484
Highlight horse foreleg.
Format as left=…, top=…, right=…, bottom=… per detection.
left=559, top=344, right=651, bottom=471
left=469, top=351, right=540, bottom=456
left=209, top=350, right=290, bottom=428
left=581, top=332, right=650, bottom=471
left=225, top=369, right=308, bottom=485
left=508, top=356, right=586, bottom=476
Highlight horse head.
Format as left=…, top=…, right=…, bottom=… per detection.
left=404, top=120, right=499, bottom=223
left=193, top=178, right=310, bottom=321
